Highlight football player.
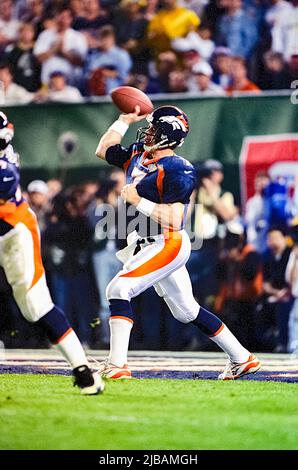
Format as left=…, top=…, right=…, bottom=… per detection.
left=0, top=111, right=104, bottom=395
left=95, top=104, right=261, bottom=380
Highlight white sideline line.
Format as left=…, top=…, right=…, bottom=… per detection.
left=1, top=350, right=297, bottom=372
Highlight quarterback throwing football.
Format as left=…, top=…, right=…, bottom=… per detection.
left=96, top=104, right=261, bottom=380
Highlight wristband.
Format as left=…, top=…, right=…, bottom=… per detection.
left=136, top=198, right=156, bottom=217
left=109, top=120, right=129, bottom=137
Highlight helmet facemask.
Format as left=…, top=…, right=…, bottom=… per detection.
left=136, top=119, right=176, bottom=154
left=136, top=124, right=167, bottom=153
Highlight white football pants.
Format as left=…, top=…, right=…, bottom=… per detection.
left=106, top=229, right=200, bottom=323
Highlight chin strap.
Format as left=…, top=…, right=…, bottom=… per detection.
left=144, top=139, right=175, bottom=153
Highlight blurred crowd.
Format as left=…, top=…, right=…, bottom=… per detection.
left=1, top=162, right=298, bottom=354
left=0, top=0, right=298, bottom=104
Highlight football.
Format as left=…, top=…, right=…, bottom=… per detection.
left=111, top=86, right=154, bottom=115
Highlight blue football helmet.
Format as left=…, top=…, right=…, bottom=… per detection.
left=0, top=161, right=20, bottom=201
left=137, top=105, right=190, bottom=152
left=0, top=111, right=14, bottom=151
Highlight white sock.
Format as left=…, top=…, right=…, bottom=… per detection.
left=55, top=329, right=88, bottom=369
left=210, top=324, right=250, bottom=363
left=109, top=317, right=133, bottom=367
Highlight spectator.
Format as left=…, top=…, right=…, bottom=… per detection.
left=211, top=47, right=232, bottom=89
left=147, top=0, right=200, bottom=56
left=215, top=222, right=263, bottom=350
left=37, top=70, right=83, bottom=102
left=271, top=0, right=298, bottom=63
left=125, top=72, right=149, bottom=93
left=263, top=176, right=293, bottom=229
left=0, top=62, right=34, bottom=104
left=4, top=22, right=41, bottom=92
left=201, top=0, right=229, bottom=34
left=180, top=48, right=203, bottom=92
left=182, top=1, right=210, bottom=16
left=293, top=176, right=298, bottom=215
left=181, top=48, right=202, bottom=72
left=188, top=159, right=238, bottom=304
left=0, top=0, right=20, bottom=50
left=109, top=167, right=126, bottom=197
left=191, top=60, right=225, bottom=95
left=44, top=187, right=97, bottom=346
left=216, top=0, right=258, bottom=59
left=172, top=24, right=215, bottom=61
left=80, top=180, right=99, bottom=204
left=40, top=8, right=57, bottom=31
left=85, top=25, right=132, bottom=95
left=152, top=50, right=179, bottom=93
left=258, top=50, right=292, bottom=90
left=244, top=0, right=268, bottom=26
left=262, top=226, right=293, bottom=352
left=33, top=5, right=88, bottom=85
left=286, top=223, right=298, bottom=353
left=289, top=53, right=298, bottom=82
left=20, top=0, right=45, bottom=37
left=47, top=178, right=63, bottom=200
left=168, top=69, right=189, bottom=93
left=195, top=159, right=238, bottom=240
left=226, top=56, right=260, bottom=93
left=70, top=0, right=85, bottom=18
left=245, top=171, right=270, bottom=253
left=27, top=179, right=50, bottom=232
left=144, top=0, right=159, bottom=21
left=112, top=0, right=149, bottom=74
left=88, top=179, right=122, bottom=347
left=265, top=0, right=292, bottom=29
left=108, top=167, right=127, bottom=249
left=72, top=0, right=110, bottom=39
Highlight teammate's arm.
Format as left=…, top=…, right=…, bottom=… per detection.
left=121, top=184, right=184, bottom=231
left=95, top=106, right=146, bottom=160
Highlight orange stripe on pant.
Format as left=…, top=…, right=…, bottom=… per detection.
left=1, top=201, right=45, bottom=288
left=52, top=328, right=73, bottom=345
left=120, top=231, right=182, bottom=278
left=210, top=323, right=225, bottom=337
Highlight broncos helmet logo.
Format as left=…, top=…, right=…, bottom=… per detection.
left=159, top=115, right=189, bottom=132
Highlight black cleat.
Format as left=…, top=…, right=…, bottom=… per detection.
left=73, top=365, right=105, bottom=395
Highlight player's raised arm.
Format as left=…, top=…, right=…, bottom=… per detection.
left=95, top=106, right=147, bottom=160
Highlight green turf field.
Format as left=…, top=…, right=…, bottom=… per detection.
left=0, top=374, right=297, bottom=450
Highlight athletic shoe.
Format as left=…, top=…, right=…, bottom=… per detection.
left=218, top=353, right=261, bottom=380
left=73, top=364, right=105, bottom=395
left=97, top=359, right=132, bottom=379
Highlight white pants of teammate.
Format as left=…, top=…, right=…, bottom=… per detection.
left=106, top=229, right=199, bottom=324
left=0, top=208, right=53, bottom=323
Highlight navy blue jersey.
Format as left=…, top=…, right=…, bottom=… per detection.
left=0, top=144, right=24, bottom=235
left=0, top=144, right=23, bottom=206
left=106, top=142, right=197, bottom=236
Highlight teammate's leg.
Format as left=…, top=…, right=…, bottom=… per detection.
left=0, top=218, right=104, bottom=394
left=154, top=266, right=261, bottom=379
